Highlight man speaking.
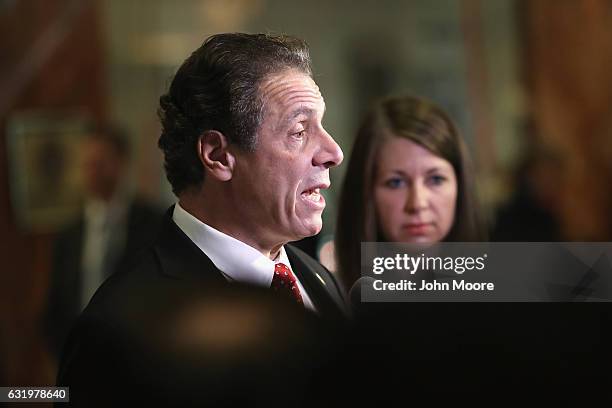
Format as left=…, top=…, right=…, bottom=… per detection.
left=58, top=33, right=346, bottom=406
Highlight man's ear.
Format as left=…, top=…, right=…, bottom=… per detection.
left=197, top=131, right=235, bottom=182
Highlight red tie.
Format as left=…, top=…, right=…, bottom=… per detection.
left=272, top=263, right=303, bottom=304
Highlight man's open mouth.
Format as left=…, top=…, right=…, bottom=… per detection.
left=301, top=188, right=321, bottom=202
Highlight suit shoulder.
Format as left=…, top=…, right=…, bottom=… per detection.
left=129, top=199, right=163, bottom=218
left=83, top=248, right=160, bottom=315
left=55, top=216, right=83, bottom=240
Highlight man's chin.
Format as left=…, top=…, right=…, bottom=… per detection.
left=293, top=217, right=323, bottom=239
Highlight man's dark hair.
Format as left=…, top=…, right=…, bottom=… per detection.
left=158, top=33, right=313, bottom=195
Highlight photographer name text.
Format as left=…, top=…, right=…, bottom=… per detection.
left=373, top=279, right=494, bottom=292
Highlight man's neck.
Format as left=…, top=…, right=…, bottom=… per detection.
left=178, top=193, right=285, bottom=261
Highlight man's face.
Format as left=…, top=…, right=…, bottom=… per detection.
left=230, top=69, right=343, bottom=246
left=81, top=138, right=124, bottom=201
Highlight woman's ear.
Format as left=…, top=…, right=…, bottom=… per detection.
left=197, top=131, right=235, bottom=182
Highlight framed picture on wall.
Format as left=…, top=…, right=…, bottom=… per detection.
left=7, top=111, right=90, bottom=233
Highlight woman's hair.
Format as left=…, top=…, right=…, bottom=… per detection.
left=335, top=95, right=485, bottom=289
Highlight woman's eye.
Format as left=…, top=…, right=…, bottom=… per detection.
left=427, top=175, right=447, bottom=186
left=385, top=178, right=405, bottom=189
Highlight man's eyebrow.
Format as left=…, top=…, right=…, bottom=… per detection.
left=282, top=107, right=315, bottom=127
left=290, top=107, right=315, bottom=120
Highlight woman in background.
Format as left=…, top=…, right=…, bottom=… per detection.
left=335, top=95, right=485, bottom=290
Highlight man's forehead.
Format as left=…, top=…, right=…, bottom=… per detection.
left=259, top=70, right=324, bottom=111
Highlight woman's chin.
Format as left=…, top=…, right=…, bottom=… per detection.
left=399, top=234, right=435, bottom=245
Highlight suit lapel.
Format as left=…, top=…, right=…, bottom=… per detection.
left=286, top=245, right=347, bottom=319
left=153, top=207, right=347, bottom=319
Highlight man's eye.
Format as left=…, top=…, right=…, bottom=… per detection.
left=384, top=178, right=405, bottom=189
left=427, top=175, right=447, bottom=186
left=292, top=130, right=306, bottom=139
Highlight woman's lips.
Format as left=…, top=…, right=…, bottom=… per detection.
left=402, top=222, right=432, bottom=235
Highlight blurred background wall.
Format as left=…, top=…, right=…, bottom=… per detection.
left=1, top=0, right=612, bottom=392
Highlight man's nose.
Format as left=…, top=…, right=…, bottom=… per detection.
left=313, top=129, right=344, bottom=168
left=405, top=183, right=428, bottom=213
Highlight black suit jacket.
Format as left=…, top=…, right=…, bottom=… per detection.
left=43, top=200, right=162, bottom=357
left=147, top=207, right=347, bottom=318
left=57, top=207, right=347, bottom=405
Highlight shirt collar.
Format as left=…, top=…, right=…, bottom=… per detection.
left=172, top=203, right=290, bottom=288
left=84, top=187, right=129, bottom=226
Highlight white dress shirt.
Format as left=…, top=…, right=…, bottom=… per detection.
left=172, top=203, right=316, bottom=311
left=81, top=193, right=128, bottom=310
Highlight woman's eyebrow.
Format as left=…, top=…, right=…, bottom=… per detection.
left=384, top=169, right=408, bottom=177
left=425, top=166, right=451, bottom=175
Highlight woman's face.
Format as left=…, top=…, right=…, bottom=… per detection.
left=374, top=137, right=458, bottom=243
